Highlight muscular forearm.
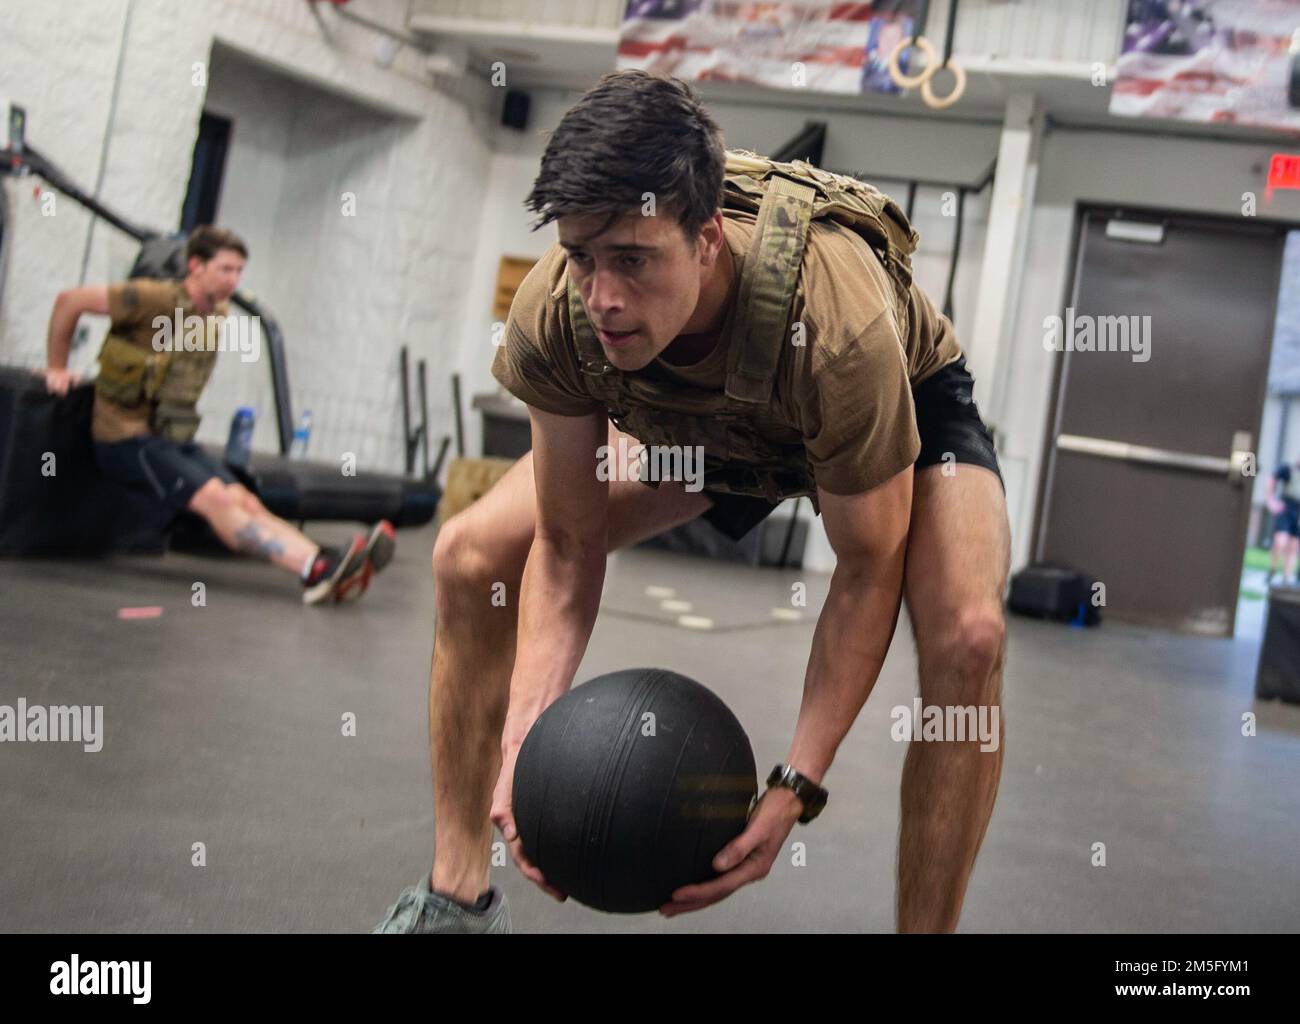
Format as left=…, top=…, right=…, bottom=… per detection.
left=503, top=532, right=606, bottom=738
left=45, top=297, right=80, bottom=369
left=786, top=560, right=905, bottom=783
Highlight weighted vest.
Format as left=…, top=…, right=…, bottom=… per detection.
left=94, top=285, right=221, bottom=443
left=567, top=150, right=919, bottom=511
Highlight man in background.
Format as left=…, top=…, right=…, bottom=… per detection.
left=39, top=225, right=395, bottom=604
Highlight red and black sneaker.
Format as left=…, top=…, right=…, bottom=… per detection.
left=361, top=520, right=397, bottom=576
left=302, top=534, right=369, bottom=606
left=301, top=521, right=396, bottom=606
left=338, top=521, right=397, bottom=600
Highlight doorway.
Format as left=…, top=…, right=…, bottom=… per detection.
left=1034, top=206, right=1287, bottom=637
left=1239, top=231, right=1300, bottom=639
left=181, top=111, right=232, bottom=231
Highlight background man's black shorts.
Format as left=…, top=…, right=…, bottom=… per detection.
left=94, top=436, right=236, bottom=526
left=701, top=355, right=1004, bottom=543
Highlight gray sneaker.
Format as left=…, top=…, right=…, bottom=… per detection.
left=372, top=875, right=511, bottom=934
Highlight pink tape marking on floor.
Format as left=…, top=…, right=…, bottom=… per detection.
left=117, top=606, right=163, bottom=620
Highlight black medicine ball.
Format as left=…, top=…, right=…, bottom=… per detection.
left=512, top=667, right=757, bottom=914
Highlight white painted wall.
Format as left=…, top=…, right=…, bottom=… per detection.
left=0, top=0, right=497, bottom=475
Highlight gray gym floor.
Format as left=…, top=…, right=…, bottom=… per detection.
left=2, top=521, right=1298, bottom=933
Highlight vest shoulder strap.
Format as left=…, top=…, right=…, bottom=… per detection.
left=567, top=276, right=621, bottom=405
left=721, top=150, right=921, bottom=379
left=724, top=172, right=816, bottom=405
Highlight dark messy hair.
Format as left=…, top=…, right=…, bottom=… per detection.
left=524, top=70, right=726, bottom=244
left=186, top=225, right=248, bottom=263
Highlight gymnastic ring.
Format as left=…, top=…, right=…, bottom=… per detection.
left=921, top=60, right=967, bottom=109
left=887, top=35, right=936, bottom=90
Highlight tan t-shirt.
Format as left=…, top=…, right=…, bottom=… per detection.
left=91, top=279, right=227, bottom=443
left=490, top=207, right=962, bottom=496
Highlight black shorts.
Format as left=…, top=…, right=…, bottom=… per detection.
left=94, top=436, right=236, bottom=525
left=1274, top=499, right=1300, bottom=538
left=701, top=354, right=1004, bottom=542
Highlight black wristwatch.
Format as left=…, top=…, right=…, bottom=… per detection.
left=766, top=764, right=828, bottom=824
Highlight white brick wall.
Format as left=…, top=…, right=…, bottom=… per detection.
left=952, top=0, right=1127, bottom=65
left=1, top=0, right=497, bottom=475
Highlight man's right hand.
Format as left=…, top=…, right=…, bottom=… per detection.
left=490, top=728, right=568, bottom=903
left=36, top=367, right=81, bottom=397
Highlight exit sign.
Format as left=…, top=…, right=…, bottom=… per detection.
left=1268, top=153, right=1300, bottom=192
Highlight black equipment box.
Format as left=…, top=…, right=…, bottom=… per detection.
left=1257, top=585, right=1300, bottom=704
left=0, top=365, right=167, bottom=556
left=1007, top=562, right=1101, bottom=626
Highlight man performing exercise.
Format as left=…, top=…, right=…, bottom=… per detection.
left=40, top=225, right=395, bottom=604
left=375, top=70, right=1009, bottom=933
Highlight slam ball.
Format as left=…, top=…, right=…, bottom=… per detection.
left=512, top=667, right=757, bottom=914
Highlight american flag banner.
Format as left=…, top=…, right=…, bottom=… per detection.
left=615, top=1, right=926, bottom=96
left=1110, top=0, right=1300, bottom=132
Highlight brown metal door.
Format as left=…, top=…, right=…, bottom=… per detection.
left=1036, top=209, right=1285, bottom=636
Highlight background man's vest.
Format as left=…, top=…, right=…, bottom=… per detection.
left=566, top=150, right=919, bottom=510
left=94, top=282, right=220, bottom=443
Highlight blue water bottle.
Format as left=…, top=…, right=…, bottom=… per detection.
left=224, top=406, right=256, bottom=470
left=290, top=409, right=313, bottom=460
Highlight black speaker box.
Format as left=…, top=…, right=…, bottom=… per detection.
left=502, top=89, right=530, bottom=131
left=1007, top=562, right=1101, bottom=626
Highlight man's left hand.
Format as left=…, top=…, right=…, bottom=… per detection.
left=659, top=786, right=804, bottom=917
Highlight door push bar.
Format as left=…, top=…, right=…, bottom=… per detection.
left=1056, top=431, right=1255, bottom=487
